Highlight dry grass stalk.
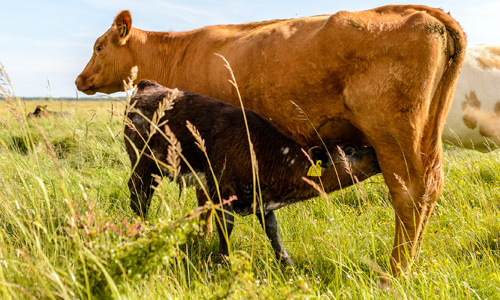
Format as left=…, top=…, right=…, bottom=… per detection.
left=150, top=90, right=177, bottom=135
left=185, top=120, right=222, bottom=201
left=213, top=53, right=265, bottom=254
left=213, top=54, right=260, bottom=208
left=0, top=64, right=27, bottom=126
left=301, top=148, right=315, bottom=168
left=301, top=148, right=328, bottom=194
left=338, top=145, right=368, bottom=205
left=292, top=100, right=348, bottom=191
left=123, top=66, right=138, bottom=96
left=164, top=124, right=181, bottom=179
left=186, top=120, right=206, bottom=152
left=302, top=177, right=328, bottom=200
left=0, top=64, right=14, bottom=99
left=213, top=53, right=258, bottom=174
left=35, top=124, right=64, bottom=178
left=337, top=146, right=352, bottom=176
left=123, top=66, right=140, bottom=130
left=291, top=101, right=310, bottom=122
left=394, top=173, right=411, bottom=197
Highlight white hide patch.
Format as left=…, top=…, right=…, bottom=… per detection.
left=181, top=172, right=207, bottom=187
left=265, top=201, right=287, bottom=211
left=475, top=46, right=500, bottom=71
left=235, top=200, right=288, bottom=216
left=131, top=114, right=147, bottom=127
left=443, top=44, right=500, bottom=152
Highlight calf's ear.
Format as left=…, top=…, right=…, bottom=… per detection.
left=114, top=10, right=132, bottom=43
left=308, top=146, right=333, bottom=168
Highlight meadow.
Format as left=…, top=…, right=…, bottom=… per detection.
left=0, top=90, right=499, bottom=299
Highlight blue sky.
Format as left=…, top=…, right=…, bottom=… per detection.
left=1, top=0, right=499, bottom=98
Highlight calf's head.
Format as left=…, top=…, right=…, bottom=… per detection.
left=331, top=145, right=380, bottom=184
left=305, top=144, right=380, bottom=190
left=307, top=146, right=333, bottom=168
left=75, top=10, right=135, bottom=94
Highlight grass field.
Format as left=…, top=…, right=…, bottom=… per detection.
left=0, top=95, right=499, bottom=299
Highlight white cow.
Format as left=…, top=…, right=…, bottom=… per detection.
left=444, top=44, right=500, bottom=152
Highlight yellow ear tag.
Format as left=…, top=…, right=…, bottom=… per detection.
left=307, top=160, right=322, bottom=177
left=121, top=24, right=127, bottom=37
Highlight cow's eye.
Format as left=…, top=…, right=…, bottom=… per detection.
left=96, top=46, right=103, bottom=53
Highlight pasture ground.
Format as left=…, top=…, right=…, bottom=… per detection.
left=0, top=99, right=499, bottom=299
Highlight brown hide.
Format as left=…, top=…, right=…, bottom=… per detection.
left=125, top=79, right=380, bottom=264
left=78, top=5, right=467, bottom=276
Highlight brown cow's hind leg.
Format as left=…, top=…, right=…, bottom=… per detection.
left=358, top=123, right=444, bottom=276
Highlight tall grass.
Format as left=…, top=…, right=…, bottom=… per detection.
left=0, top=64, right=499, bottom=298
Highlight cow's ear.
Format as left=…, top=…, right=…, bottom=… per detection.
left=114, top=10, right=132, bottom=42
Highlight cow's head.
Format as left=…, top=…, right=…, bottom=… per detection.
left=75, top=10, right=135, bottom=95
left=33, top=105, right=48, bottom=114
left=29, top=105, right=50, bottom=118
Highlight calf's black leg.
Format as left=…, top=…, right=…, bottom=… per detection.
left=215, top=204, right=235, bottom=260
left=196, top=189, right=213, bottom=236
left=128, top=158, right=162, bottom=218
left=257, top=210, right=293, bottom=267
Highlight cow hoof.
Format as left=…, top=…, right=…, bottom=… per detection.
left=197, top=223, right=214, bottom=238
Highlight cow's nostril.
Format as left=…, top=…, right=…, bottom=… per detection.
left=75, top=76, right=83, bottom=86
left=75, top=75, right=88, bottom=90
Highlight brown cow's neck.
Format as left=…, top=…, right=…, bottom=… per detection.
left=128, top=29, right=175, bottom=85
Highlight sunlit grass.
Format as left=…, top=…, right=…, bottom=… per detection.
left=0, top=82, right=499, bottom=297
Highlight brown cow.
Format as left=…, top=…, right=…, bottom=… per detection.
left=76, top=6, right=466, bottom=276
left=125, top=79, right=380, bottom=266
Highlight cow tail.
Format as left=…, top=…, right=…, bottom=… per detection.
left=422, top=8, right=466, bottom=203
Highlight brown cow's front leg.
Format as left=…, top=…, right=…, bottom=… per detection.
left=257, top=210, right=293, bottom=267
